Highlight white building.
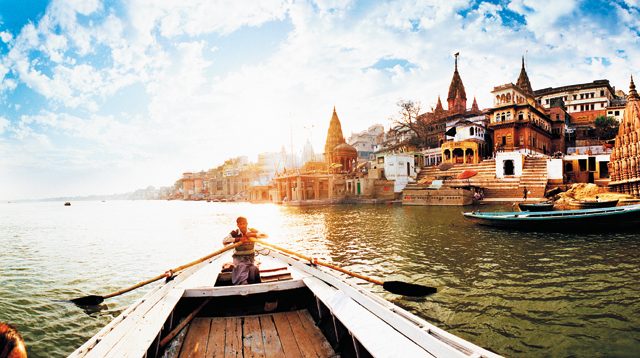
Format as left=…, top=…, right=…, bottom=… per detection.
left=374, top=153, right=417, bottom=192
left=348, top=124, right=384, bottom=160
left=535, top=80, right=618, bottom=114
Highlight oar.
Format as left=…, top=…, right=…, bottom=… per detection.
left=252, top=239, right=437, bottom=297
left=71, top=242, right=242, bottom=306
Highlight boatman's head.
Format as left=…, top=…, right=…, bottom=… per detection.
left=236, top=216, right=248, bottom=232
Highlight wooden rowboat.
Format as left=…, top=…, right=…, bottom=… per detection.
left=463, top=203, right=640, bottom=231
left=70, top=243, right=501, bottom=358
left=567, top=199, right=619, bottom=209
left=517, top=202, right=554, bottom=212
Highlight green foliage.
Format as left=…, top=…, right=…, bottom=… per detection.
left=594, top=115, right=619, bottom=140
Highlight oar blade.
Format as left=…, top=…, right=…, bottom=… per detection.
left=382, top=281, right=437, bottom=297
left=71, top=295, right=105, bottom=306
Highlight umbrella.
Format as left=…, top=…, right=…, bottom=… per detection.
left=438, top=162, right=454, bottom=171
left=457, top=170, right=478, bottom=180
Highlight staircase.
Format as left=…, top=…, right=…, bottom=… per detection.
left=518, top=157, right=548, bottom=198
left=415, top=157, right=548, bottom=199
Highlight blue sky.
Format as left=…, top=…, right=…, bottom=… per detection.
left=0, top=0, right=639, bottom=200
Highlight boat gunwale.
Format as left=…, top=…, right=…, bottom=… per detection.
left=263, top=247, right=502, bottom=358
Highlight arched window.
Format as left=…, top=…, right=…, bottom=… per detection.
left=506, top=93, right=511, bottom=102
left=470, top=127, right=475, bottom=135
left=518, top=112, right=524, bottom=120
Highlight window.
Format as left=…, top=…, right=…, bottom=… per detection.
left=518, top=112, right=524, bottom=120
left=578, top=159, right=587, bottom=171
left=470, top=127, right=475, bottom=135
left=600, top=90, right=605, bottom=97
left=573, top=95, right=577, bottom=100
left=545, top=99, right=550, bottom=104
left=615, top=111, right=620, bottom=116
left=377, top=157, right=384, bottom=164
left=591, top=104, right=595, bottom=110
left=502, top=136, right=506, bottom=145
left=565, top=163, right=573, bottom=172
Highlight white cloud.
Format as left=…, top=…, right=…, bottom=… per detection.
left=0, top=31, right=12, bottom=43
left=0, top=116, right=9, bottom=134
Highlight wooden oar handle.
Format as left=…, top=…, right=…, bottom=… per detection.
left=103, top=242, right=242, bottom=299
left=253, top=239, right=384, bottom=286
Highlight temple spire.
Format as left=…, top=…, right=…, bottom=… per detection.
left=447, top=52, right=467, bottom=114
left=435, top=96, right=443, bottom=112
left=471, top=97, right=479, bottom=112
left=324, top=107, right=346, bottom=163
left=454, top=52, right=459, bottom=71
left=516, top=56, right=534, bottom=97
left=629, top=75, right=639, bottom=100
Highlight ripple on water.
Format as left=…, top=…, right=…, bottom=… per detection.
left=1, top=201, right=640, bottom=357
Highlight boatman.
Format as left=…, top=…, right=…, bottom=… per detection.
left=222, top=216, right=265, bottom=285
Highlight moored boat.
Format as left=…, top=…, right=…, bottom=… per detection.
left=567, top=198, right=619, bottom=209
left=517, top=202, right=554, bottom=212
left=463, top=203, right=640, bottom=231
left=70, top=242, right=501, bottom=358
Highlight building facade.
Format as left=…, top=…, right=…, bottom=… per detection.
left=487, top=59, right=553, bottom=156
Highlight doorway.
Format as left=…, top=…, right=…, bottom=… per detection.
left=504, top=160, right=515, bottom=175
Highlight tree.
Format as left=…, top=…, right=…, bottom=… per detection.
left=390, top=100, right=429, bottom=147
left=594, top=115, right=619, bottom=141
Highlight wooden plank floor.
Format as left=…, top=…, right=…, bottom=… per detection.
left=178, top=310, right=336, bottom=358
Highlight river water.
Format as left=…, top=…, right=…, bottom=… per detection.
left=0, top=200, right=639, bottom=357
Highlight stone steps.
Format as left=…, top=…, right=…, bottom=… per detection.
left=416, top=157, right=549, bottom=199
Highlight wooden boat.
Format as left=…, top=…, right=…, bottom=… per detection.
left=567, top=199, right=618, bottom=209
left=463, top=203, right=640, bottom=231
left=517, top=202, right=554, bottom=212
left=70, top=243, right=501, bottom=358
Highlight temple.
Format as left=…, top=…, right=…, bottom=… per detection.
left=270, top=107, right=394, bottom=205
left=418, top=53, right=488, bottom=165
left=608, top=77, right=640, bottom=195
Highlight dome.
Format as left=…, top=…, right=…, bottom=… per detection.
left=333, top=143, right=357, bottom=155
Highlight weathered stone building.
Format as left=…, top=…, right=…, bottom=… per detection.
left=609, top=77, right=640, bottom=195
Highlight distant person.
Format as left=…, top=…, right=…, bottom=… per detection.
left=222, top=216, right=266, bottom=285
left=523, top=186, right=528, bottom=200
left=0, top=322, right=27, bottom=358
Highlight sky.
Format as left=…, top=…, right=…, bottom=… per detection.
left=0, top=0, right=639, bottom=200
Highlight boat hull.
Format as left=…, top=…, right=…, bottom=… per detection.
left=567, top=199, right=619, bottom=209
left=71, top=245, right=501, bottom=358
left=518, top=202, right=554, bottom=212
left=464, top=204, right=640, bottom=231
